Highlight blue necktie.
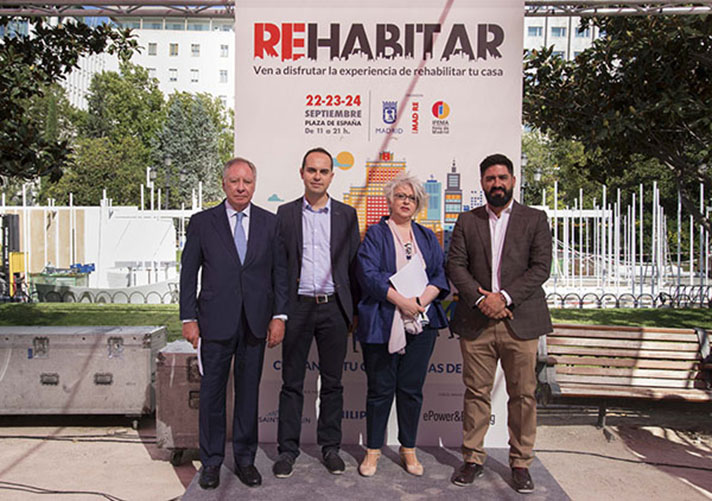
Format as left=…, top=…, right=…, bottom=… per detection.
left=234, top=212, right=247, bottom=263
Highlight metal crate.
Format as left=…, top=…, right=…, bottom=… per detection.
left=0, top=326, right=166, bottom=421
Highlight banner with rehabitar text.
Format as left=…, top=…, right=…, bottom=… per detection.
left=236, top=0, right=524, bottom=448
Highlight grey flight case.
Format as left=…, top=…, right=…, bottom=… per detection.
left=156, top=340, right=234, bottom=465
left=0, top=326, right=166, bottom=422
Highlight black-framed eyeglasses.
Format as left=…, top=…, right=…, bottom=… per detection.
left=394, top=193, right=416, bottom=202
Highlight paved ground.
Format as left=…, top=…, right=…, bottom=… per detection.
left=0, top=402, right=710, bottom=500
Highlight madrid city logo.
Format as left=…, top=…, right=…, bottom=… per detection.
left=375, top=100, right=403, bottom=135
left=382, top=101, right=397, bottom=124
left=431, top=100, right=450, bottom=135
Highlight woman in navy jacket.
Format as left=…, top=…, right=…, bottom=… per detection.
left=355, top=172, right=449, bottom=477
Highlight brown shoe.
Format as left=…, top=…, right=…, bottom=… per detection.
left=451, top=462, right=483, bottom=486
left=512, top=467, right=534, bottom=494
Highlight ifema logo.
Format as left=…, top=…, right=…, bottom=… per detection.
left=431, top=101, right=450, bottom=134
left=431, top=101, right=450, bottom=119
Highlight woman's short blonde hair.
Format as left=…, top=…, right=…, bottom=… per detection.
left=384, top=171, right=427, bottom=213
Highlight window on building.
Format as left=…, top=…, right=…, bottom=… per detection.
left=552, top=51, right=565, bottom=59
left=148, top=43, right=157, bottom=56
left=147, top=68, right=157, bottom=78
left=188, top=21, right=210, bottom=31
left=169, top=68, right=178, bottom=82
left=573, top=51, right=583, bottom=58
left=166, top=20, right=185, bottom=31
left=527, top=26, right=543, bottom=37
left=145, top=21, right=162, bottom=30
left=191, top=69, right=199, bottom=83
left=169, top=43, right=179, bottom=56
left=219, top=95, right=227, bottom=108
left=191, top=44, right=200, bottom=57
left=121, top=20, right=141, bottom=29
left=220, top=44, right=229, bottom=57
left=214, top=22, right=234, bottom=32
left=576, top=27, right=591, bottom=38
left=0, top=20, right=29, bottom=37
left=551, top=27, right=567, bottom=38
left=219, top=69, right=228, bottom=83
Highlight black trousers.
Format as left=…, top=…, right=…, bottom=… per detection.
left=199, top=315, right=265, bottom=467
left=277, top=298, right=349, bottom=458
left=361, top=328, right=437, bottom=449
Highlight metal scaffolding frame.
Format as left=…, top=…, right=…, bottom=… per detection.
left=1, top=0, right=711, bottom=18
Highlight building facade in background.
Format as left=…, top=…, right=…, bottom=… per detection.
left=61, top=15, right=596, bottom=111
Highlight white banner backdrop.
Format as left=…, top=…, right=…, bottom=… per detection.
left=239, top=0, right=524, bottom=448
left=260, top=331, right=508, bottom=448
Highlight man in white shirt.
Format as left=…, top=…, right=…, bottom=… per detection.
left=446, top=153, right=552, bottom=494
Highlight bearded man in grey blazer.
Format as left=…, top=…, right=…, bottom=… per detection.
left=446, top=153, right=552, bottom=494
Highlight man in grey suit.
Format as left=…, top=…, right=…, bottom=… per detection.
left=446, top=153, right=552, bottom=494
left=272, top=147, right=361, bottom=478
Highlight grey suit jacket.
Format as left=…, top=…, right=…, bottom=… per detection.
left=446, top=201, right=553, bottom=340
left=277, top=197, right=361, bottom=324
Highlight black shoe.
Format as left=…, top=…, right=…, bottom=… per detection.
left=199, top=465, right=220, bottom=490
left=323, top=450, right=345, bottom=475
left=512, top=467, right=534, bottom=494
left=235, top=464, right=262, bottom=487
left=451, top=462, right=484, bottom=486
left=273, top=455, right=295, bottom=478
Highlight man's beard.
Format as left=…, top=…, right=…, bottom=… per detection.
left=485, top=186, right=513, bottom=207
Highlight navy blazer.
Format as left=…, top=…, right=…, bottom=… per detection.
left=355, top=216, right=449, bottom=344
left=277, top=197, right=361, bottom=323
left=179, top=201, right=289, bottom=341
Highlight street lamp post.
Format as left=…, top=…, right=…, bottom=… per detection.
left=164, top=157, right=172, bottom=210
left=149, top=167, right=157, bottom=211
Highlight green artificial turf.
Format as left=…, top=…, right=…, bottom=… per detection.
left=1, top=303, right=709, bottom=342
left=0, top=303, right=183, bottom=341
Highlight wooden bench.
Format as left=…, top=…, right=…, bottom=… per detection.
left=537, top=324, right=712, bottom=427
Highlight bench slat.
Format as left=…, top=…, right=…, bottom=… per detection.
left=556, top=365, right=704, bottom=380
left=550, top=356, right=701, bottom=370
left=552, top=324, right=695, bottom=335
left=557, top=383, right=712, bottom=401
left=548, top=345, right=698, bottom=361
left=550, top=329, right=698, bottom=342
left=556, top=373, right=704, bottom=389
left=548, top=337, right=697, bottom=352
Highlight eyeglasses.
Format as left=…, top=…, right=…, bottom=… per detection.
left=394, top=193, right=416, bottom=202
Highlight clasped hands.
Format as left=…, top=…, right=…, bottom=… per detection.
left=477, top=287, right=513, bottom=320
left=396, top=296, right=425, bottom=318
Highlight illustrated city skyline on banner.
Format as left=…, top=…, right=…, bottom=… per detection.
left=267, top=148, right=485, bottom=251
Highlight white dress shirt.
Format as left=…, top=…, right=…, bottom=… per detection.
left=225, top=202, right=251, bottom=240
left=484, top=201, right=513, bottom=305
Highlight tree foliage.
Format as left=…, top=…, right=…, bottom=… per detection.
left=41, top=136, right=149, bottom=206
left=0, top=17, right=136, bottom=183
left=80, top=62, right=165, bottom=146
left=524, top=15, right=712, bottom=231
left=153, top=92, right=228, bottom=208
